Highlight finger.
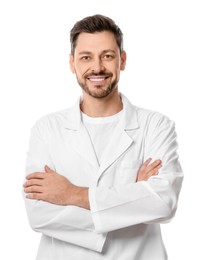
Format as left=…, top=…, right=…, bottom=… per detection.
left=147, top=164, right=162, bottom=178
left=26, top=192, right=45, bottom=200
left=141, top=158, right=152, bottom=170
left=23, top=179, right=43, bottom=188
left=137, top=158, right=152, bottom=176
left=24, top=185, right=43, bottom=194
left=137, top=158, right=152, bottom=180
left=151, top=164, right=162, bottom=174
left=44, top=165, right=54, bottom=173
left=26, top=172, right=45, bottom=180
left=145, top=160, right=162, bottom=174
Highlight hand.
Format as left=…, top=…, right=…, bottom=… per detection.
left=24, top=166, right=79, bottom=206
left=137, top=158, right=162, bottom=182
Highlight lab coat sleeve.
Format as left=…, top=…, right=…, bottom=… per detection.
left=89, top=115, right=183, bottom=233
left=23, top=122, right=106, bottom=252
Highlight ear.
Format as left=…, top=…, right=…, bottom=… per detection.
left=69, top=54, right=76, bottom=74
left=120, top=51, right=127, bottom=71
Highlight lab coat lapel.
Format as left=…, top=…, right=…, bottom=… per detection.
left=64, top=94, right=139, bottom=173
left=98, top=125, right=133, bottom=176
left=64, top=98, right=99, bottom=169
left=98, top=94, right=140, bottom=176
left=70, top=123, right=99, bottom=169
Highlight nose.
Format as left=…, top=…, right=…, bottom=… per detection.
left=91, top=58, right=105, bottom=73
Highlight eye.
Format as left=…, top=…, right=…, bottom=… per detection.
left=103, top=54, right=114, bottom=60
left=80, top=56, right=91, bottom=61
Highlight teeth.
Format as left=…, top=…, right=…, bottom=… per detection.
left=89, top=78, right=105, bottom=82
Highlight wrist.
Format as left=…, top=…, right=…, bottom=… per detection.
left=72, top=186, right=90, bottom=210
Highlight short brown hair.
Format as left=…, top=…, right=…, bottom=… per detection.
left=70, top=14, right=123, bottom=55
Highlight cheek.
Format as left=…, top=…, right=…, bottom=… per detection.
left=74, top=62, right=89, bottom=76
left=108, top=62, right=119, bottom=75
left=112, top=64, right=121, bottom=77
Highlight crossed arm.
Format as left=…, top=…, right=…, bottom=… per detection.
left=23, top=158, right=162, bottom=209
left=23, top=113, right=183, bottom=252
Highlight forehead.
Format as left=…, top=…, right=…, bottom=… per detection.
left=75, top=31, right=119, bottom=54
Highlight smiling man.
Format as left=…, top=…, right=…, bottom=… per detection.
left=23, top=14, right=183, bottom=260
left=70, top=30, right=125, bottom=100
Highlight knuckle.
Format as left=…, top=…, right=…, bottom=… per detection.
left=32, top=193, right=39, bottom=199
left=30, top=186, right=36, bottom=192
left=26, top=180, right=31, bottom=186
left=30, top=193, right=36, bottom=199
left=24, top=187, right=30, bottom=193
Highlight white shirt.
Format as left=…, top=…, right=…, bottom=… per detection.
left=82, top=110, right=123, bottom=165
left=24, top=93, right=183, bottom=260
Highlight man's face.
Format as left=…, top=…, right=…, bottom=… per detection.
left=70, top=31, right=126, bottom=99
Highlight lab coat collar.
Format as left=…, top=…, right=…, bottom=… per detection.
left=64, top=93, right=140, bottom=131
left=63, top=96, right=82, bottom=130
left=119, top=93, right=139, bottom=130
left=63, top=93, right=140, bottom=173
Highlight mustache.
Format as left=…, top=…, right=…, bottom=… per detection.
left=85, top=71, right=113, bottom=77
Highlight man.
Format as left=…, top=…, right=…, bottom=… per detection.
left=23, top=14, right=183, bottom=260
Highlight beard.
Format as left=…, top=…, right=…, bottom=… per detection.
left=76, top=73, right=118, bottom=99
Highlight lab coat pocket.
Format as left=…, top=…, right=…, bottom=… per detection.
left=117, top=159, right=142, bottom=184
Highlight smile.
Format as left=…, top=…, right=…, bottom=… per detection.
left=89, top=77, right=106, bottom=82
left=87, top=75, right=110, bottom=82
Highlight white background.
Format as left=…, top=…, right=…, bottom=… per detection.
left=0, top=0, right=205, bottom=259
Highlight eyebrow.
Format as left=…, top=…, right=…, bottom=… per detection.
left=78, top=51, right=91, bottom=55
left=77, top=49, right=117, bottom=56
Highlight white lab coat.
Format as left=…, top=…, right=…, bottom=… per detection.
left=24, top=94, right=183, bottom=260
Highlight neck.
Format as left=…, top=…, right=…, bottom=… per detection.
left=80, top=89, right=123, bottom=117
